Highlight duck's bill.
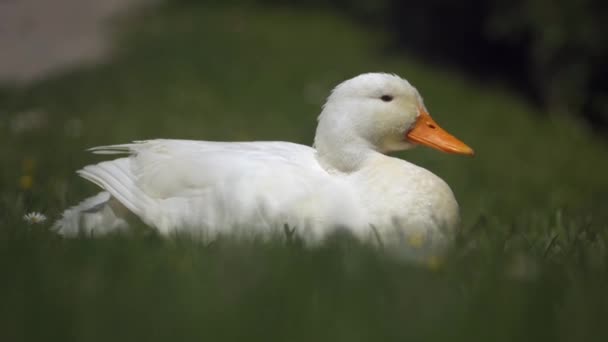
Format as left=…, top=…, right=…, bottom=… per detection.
left=406, top=109, right=474, bottom=156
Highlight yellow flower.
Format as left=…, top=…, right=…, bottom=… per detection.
left=407, top=232, right=424, bottom=248
left=427, top=256, right=443, bottom=271
left=19, top=175, right=33, bottom=190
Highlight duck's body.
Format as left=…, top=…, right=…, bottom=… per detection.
left=55, top=73, right=472, bottom=248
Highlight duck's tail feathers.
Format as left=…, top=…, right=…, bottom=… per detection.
left=52, top=191, right=129, bottom=236
left=88, top=142, right=143, bottom=155
left=76, top=157, right=157, bottom=224
left=54, top=157, right=157, bottom=236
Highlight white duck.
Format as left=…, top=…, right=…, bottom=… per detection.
left=55, top=73, right=473, bottom=248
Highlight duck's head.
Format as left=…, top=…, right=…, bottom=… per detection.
left=314, top=73, right=473, bottom=171
left=316, top=73, right=474, bottom=159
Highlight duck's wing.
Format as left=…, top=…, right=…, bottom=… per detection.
left=88, top=139, right=325, bottom=197
left=80, top=139, right=347, bottom=233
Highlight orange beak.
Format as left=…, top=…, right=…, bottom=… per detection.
left=406, top=108, right=474, bottom=156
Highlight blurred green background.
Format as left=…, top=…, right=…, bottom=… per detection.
left=1, top=1, right=608, bottom=341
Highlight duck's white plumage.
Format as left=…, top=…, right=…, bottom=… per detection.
left=55, top=73, right=472, bottom=248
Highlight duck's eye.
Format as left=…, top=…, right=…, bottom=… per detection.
left=380, top=95, right=393, bottom=102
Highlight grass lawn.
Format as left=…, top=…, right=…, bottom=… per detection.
left=1, top=2, right=608, bottom=341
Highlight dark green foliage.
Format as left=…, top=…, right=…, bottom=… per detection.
left=1, top=219, right=607, bottom=341
left=224, top=0, right=608, bottom=130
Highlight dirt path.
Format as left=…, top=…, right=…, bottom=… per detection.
left=0, top=0, right=152, bottom=84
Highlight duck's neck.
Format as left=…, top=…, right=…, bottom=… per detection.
left=314, top=122, right=381, bottom=174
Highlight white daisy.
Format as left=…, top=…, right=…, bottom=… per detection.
left=23, top=212, right=47, bottom=224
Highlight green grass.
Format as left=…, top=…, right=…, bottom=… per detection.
left=1, top=3, right=608, bottom=341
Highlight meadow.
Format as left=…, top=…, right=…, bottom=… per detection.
left=1, top=3, right=608, bottom=341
